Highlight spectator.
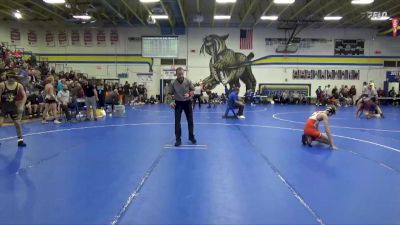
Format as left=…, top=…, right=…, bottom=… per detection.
left=82, top=79, right=98, bottom=121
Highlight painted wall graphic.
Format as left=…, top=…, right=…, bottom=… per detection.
left=200, top=34, right=257, bottom=91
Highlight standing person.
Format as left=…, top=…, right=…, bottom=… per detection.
left=302, top=105, right=337, bottom=150
left=82, top=79, right=98, bottom=121
left=192, top=82, right=203, bottom=109
left=42, top=76, right=61, bottom=124
left=315, top=86, right=322, bottom=106
left=0, top=71, right=27, bottom=147
left=168, top=67, right=196, bottom=146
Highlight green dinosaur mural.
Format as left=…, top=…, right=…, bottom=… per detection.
left=200, top=34, right=257, bottom=91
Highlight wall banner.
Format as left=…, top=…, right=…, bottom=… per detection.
left=292, top=69, right=360, bottom=80
left=71, top=30, right=80, bottom=46
left=28, top=30, right=37, bottom=47
left=58, top=31, right=68, bottom=47
left=10, top=28, right=21, bottom=45
left=97, top=30, right=106, bottom=47
left=45, top=31, right=55, bottom=47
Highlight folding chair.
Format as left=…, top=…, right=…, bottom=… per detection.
left=222, top=102, right=237, bottom=119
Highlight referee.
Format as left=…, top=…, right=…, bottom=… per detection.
left=169, top=67, right=197, bottom=146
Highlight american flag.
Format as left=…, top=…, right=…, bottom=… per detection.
left=240, top=29, right=253, bottom=49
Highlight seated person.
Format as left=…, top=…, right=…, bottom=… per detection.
left=227, top=86, right=245, bottom=119
left=57, top=85, right=72, bottom=121
left=148, top=95, right=157, bottom=104
left=105, top=88, right=119, bottom=112
left=206, top=90, right=217, bottom=108
left=26, top=90, right=40, bottom=117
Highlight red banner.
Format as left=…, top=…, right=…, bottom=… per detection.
left=10, top=28, right=20, bottom=45
left=110, top=30, right=119, bottom=46
left=45, top=31, right=55, bottom=47
left=28, top=30, right=37, bottom=47
left=58, top=31, right=68, bottom=47
left=71, top=30, right=80, bottom=46
left=97, top=30, right=106, bottom=47
left=84, top=30, right=92, bottom=47
left=392, top=17, right=399, bottom=37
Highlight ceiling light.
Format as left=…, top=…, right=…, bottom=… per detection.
left=351, top=0, right=374, bottom=4
left=216, top=0, right=236, bottom=3
left=273, top=0, right=295, bottom=4
left=214, top=15, right=231, bottom=20
left=73, top=14, right=92, bottom=20
left=139, top=0, right=160, bottom=3
left=324, top=16, right=342, bottom=20
left=43, top=0, right=66, bottom=4
left=13, top=10, right=22, bottom=19
left=151, top=15, right=168, bottom=19
left=261, top=15, right=279, bottom=20
left=371, top=16, right=389, bottom=21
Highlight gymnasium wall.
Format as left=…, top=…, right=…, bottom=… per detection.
left=1, top=21, right=399, bottom=97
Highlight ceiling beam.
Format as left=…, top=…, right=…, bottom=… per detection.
left=225, top=1, right=237, bottom=27
left=310, top=1, right=351, bottom=28
left=99, top=0, right=134, bottom=26
left=177, top=0, right=187, bottom=27
left=140, top=2, right=160, bottom=28
left=0, top=8, right=13, bottom=18
left=211, top=0, right=216, bottom=27
left=337, top=0, right=394, bottom=27
left=289, top=0, right=318, bottom=20
left=196, top=0, right=201, bottom=27
left=253, top=0, right=274, bottom=27
left=120, top=0, right=146, bottom=25
left=26, top=0, right=66, bottom=21
left=8, top=1, right=51, bottom=20
left=101, top=12, right=117, bottom=26
left=349, top=3, right=400, bottom=28
left=239, top=0, right=257, bottom=27
left=265, top=5, right=291, bottom=28
left=160, top=0, right=175, bottom=30
left=305, top=0, right=336, bottom=20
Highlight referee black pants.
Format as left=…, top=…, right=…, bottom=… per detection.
left=175, top=100, right=194, bottom=141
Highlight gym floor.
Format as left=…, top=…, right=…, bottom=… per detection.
left=0, top=104, right=399, bottom=224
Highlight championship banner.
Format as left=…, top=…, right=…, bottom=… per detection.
left=10, top=28, right=20, bottom=45
left=27, top=30, right=37, bottom=47
left=392, top=17, right=399, bottom=37
left=71, top=30, right=80, bottom=46
left=96, top=30, right=106, bottom=47
left=110, top=29, right=119, bottom=46
left=292, top=69, right=360, bottom=80
left=84, top=30, right=93, bottom=47
left=45, top=31, right=55, bottom=47
left=58, top=31, right=68, bottom=47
